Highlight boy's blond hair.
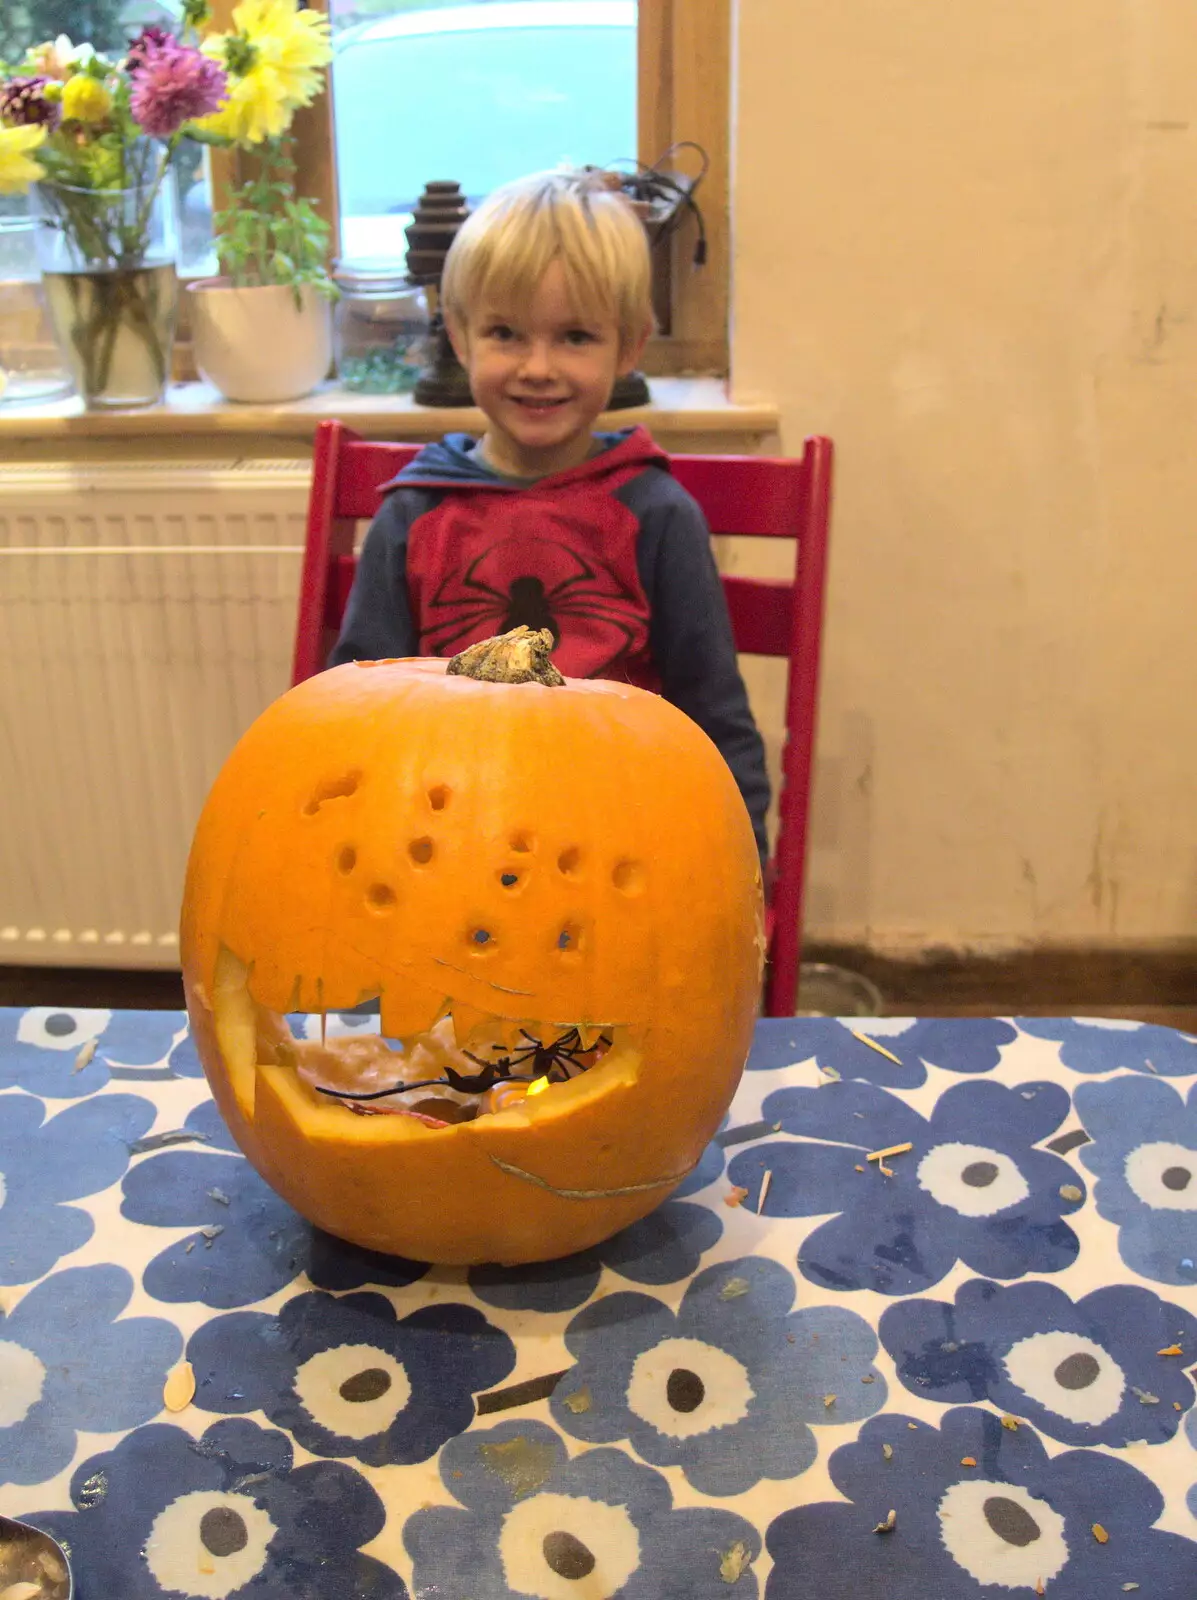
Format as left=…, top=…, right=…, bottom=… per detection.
left=441, top=169, right=653, bottom=357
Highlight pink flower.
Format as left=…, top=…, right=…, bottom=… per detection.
left=125, top=26, right=175, bottom=74
left=129, top=39, right=226, bottom=140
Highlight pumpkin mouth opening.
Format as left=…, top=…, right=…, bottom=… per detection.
left=290, top=1015, right=619, bottom=1125
left=210, top=949, right=628, bottom=1129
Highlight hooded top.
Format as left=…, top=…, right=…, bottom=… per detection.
left=330, top=425, right=770, bottom=858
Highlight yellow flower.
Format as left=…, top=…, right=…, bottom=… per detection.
left=0, top=124, right=47, bottom=195
left=237, top=0, right=331, bottom=106
left=193, top=66, right=292, bottom=146
left=200, top=0, right=331, bottom=145
left=61, top=75, right=113, bottom=124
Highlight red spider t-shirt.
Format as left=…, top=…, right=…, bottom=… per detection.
left=402, top=432, right=663, bottom=686
left=330, top=426, right=771, bottom=859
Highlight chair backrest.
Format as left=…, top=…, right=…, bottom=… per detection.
left=293, top=420, right=833, bottom=1016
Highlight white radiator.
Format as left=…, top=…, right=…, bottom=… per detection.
left=0, top=460, right=311, bottom=968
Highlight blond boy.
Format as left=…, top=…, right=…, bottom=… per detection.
left=332, top=169, right=768, bottom=858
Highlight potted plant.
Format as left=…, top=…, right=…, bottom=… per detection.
left=0, top=9, right=227, bottom=408
left=186, top=0, right=336, bottom=403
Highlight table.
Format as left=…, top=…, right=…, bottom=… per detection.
left=3, top=1008, right=1197, bottom=1598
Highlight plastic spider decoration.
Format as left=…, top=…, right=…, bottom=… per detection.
left=315, top=1027, right=612, bottom=1106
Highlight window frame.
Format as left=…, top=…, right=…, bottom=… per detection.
left=203, top=0, right=729, bottom=378
left=637, top=0, right=729, bottom=376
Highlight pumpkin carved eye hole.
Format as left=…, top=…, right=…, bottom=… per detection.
left=336, top=846, right=357, bottom=876
left=612, top=860, right=645, bottom=895
left=367, top=883, right=396, bottom=911
left=557, top=924, right=583, bottom=954
left=510, top=833, right=534, bottom=854
left=428, top=785, right=450, bottom=811
left=557, top=846, right=581, bottom=877
left=500, top=872, right=519, bottom=888
left=471, top=928, right=494, bottom=949
left=409, top=837, right=434, bottom=865
left=303, top=770, right=362, bottom=816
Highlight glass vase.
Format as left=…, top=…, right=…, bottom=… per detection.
left=0, top=199, right=73, bottom=405
left=30, top=173, right=180, bottom=410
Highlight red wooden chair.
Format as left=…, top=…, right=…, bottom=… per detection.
left=293, top=419, right=833, bottom=1016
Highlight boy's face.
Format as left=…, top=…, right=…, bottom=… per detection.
left=449, top=259, right=647, bottom=478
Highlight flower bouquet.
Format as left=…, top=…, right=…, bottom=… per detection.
left=185, top=0, right=336, bottom=403
left=0, top=5, right=228, bottom=406
left=0, top=0, right=334, bottom=409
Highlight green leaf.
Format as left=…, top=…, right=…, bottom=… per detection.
left=206, top=131, right=334, bottom=292
left=183, top=124, right=235, bottom=149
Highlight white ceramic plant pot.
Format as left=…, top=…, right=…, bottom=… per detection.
left=188, top=279, right=332, bottom=403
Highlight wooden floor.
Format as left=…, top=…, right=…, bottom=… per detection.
left=0, top=967, right=187, bottom=1010
left=0, top=959, right=1194, bottom=1033
left=800, top=943, right=1197, bottom=1034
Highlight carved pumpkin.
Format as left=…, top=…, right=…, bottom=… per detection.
left=180, top=628, right=763, bottom=1265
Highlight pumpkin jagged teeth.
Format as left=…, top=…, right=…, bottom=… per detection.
left=448, top=1002, right=492, bottom=1049
left=576, top=1024, right=611, bottom=1051
left=379, top=982, right=453, bottom=1044
left=243, top=953, right=304, bottom=1016
left=289, top=975, right=326, bottom=1016
left=497, top=1018, right=531, bottom=1053
left=286, top=974, right=364, bottom=1016
left=543, top=1022, right=582, bottom=1049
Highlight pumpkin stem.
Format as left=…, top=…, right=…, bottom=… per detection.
left=447, top=626, right=565, bottom=687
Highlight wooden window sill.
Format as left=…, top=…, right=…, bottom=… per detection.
left=0, top=377, right=777, bottom=446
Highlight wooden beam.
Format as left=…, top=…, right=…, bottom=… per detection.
left=666, top=0, right=729, bottom=358
left=204, top=0, right=239, bottom=222
left=638, top=0, right=674, bottom=172
left=290, top=0, right=340, bottom=262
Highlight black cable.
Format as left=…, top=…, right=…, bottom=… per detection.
left=597, top=142, right=711, bottom=267
left=315, top=1075, right=539, bottom=1103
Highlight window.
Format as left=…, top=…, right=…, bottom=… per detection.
left=4, top=0, right=728, bottom=375
left=330, top=2, right=638, bottom=266
left=222, top=0, right=729, bottom=373
left=0, top=1, right=131, bottom=63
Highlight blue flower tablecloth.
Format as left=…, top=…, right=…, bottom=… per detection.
left=3, top=1007, right=1197, bottom=1597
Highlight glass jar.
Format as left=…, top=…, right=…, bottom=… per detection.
left=0, top=200, right=73, bottom=405
left=333, top=264, right=429, bottom=394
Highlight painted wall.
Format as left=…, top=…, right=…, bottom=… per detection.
left=731, top=0, right=1197, bottom=953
